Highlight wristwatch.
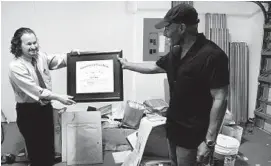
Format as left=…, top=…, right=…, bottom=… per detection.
left=204, top=139, right=216, bottom=148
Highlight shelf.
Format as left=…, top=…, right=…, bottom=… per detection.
left=264, top=24, right=271, bottom=31
left=262, top=50, right=271, bottom=57
left=258, top=82, right=270, bottom=87
left=254, top=108, right=271, bottom=124
left=258, top=75, right=271, bottom=83
left=258, top=98, right=271, bottom=105
left=255, top=2, right=271, bottom=129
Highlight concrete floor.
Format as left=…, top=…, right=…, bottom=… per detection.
left=1, top=122, right=271, bottom=166
left=235, top=127, right=271, bottom=166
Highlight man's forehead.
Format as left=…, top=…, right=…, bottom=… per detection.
left=21, top=33, right=37, bottom=42
left=167, top=22, right=181, bottom=28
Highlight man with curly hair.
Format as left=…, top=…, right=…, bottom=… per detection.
left=9, top=27, right=77, bottom=166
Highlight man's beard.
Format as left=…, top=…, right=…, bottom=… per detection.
left=171, top=34, right=184, bottom=46
left=29, top=48, right=39, bottom=55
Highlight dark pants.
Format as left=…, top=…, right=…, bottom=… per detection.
left=168, top=139, right=197, bottom=166
left=16, top=103, right=55, bottom=166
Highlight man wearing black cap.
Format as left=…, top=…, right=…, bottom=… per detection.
left=118, top=4, right=229, bottom=166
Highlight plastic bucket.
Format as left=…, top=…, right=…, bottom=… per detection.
left=213, top=134, right=240, bottom=166
left=221, top=125, right=243, bottom=143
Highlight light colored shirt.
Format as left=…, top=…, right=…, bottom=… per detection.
left=9, top=51, right=67, bottom=104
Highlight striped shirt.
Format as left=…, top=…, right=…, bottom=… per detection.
left=9, top=51, right=67, bottom=104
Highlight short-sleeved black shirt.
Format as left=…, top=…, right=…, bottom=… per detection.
left=156, top=33, right=229, bottom=149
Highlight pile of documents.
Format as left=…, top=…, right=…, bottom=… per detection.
left=98, top=100, right=169, bottom=165
left=61, top=99, right=169, bottom=166
left=143, top=99, right=169, bottom=116
left=121, top=115, right=167, bottom=166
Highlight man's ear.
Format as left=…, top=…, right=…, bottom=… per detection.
left=178, top=23, right=186, bottom=33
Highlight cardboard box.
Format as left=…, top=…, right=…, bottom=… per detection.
left=102, top=128, right=136, bottom=147
left=144, top=124, right=169, bottom=158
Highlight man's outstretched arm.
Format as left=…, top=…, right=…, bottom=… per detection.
left=117, top=57, right=166, bottom=74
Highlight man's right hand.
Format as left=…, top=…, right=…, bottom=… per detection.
left=57, top=95, right=76, bottom=105
left=69, top=49, right=81, bottom=55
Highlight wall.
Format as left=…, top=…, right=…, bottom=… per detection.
left=1, top=1, right=266, bottom=122
left=247, top=10, right=265, bottom=118
left=130, top=1, right=264, bottom=118
left=1, top=1, right=135, bottom=121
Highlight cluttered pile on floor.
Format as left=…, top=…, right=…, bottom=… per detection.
left=60, top=99, right=247, bottom=166
left=59, top=99, right=170, bottom=166
left=2, top=98, right=248, bottom=166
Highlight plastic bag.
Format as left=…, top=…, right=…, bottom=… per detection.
left=122, top=100, right=145, bottom=129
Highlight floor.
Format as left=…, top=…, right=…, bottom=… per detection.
left=1, top=122, right=271, bottom=166
left=235, top=126, right=271, bottom=166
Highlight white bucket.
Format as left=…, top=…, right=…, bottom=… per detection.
left=221, top=125, right=243, bottom=143
left=213, top=134, right=240, bottom=166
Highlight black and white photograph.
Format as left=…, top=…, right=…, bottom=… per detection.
left=1, top=1, right=271, bottom=166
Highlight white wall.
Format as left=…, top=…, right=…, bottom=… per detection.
left=1, top=1, right=135, bottom=121
left=196, top=2, right=266, bottom=118
left=129, top=1, right=265, bottom=118
left=1, top=1, right=266, bottom=122
left=247, top=10, right=265, bottom=118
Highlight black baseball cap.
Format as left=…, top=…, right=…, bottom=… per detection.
left=155, top=3, right=199, bottom=29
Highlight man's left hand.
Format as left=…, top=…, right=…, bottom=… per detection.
left=196, top=141, right=213, bottom=163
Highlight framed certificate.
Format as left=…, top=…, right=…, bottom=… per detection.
left=67, top=50, right=123, bottom=102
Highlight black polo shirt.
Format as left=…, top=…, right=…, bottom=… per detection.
left=156, top=33, right=229, bottom=149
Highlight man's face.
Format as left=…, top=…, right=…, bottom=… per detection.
left=21, top=33, right=39, bottom=58
left=163, top=22, right=185, bottom=45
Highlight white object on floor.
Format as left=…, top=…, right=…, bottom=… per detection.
left=215, top=134, right=240, bottom=156
left=126, top=131, right=138, bottom=150
left=122, top=117, right=166, bottom=166
left=66, top=122, right=103, bottom=165
left=62, top=111, right=102, bottom=163
left=112, top=150, right=132, bottom=164
left=17, top=152, right=25, bottom=157
left=243, top=156, right=248, bottom=161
